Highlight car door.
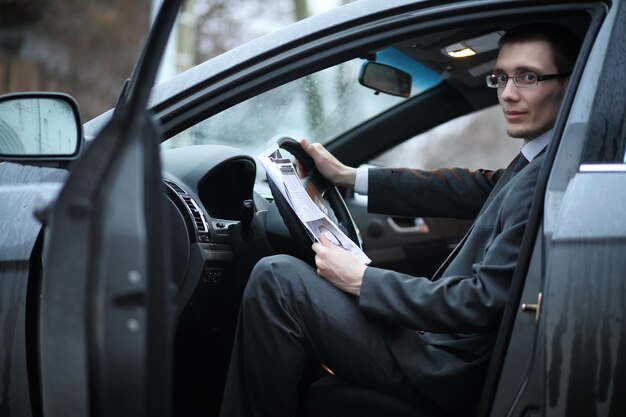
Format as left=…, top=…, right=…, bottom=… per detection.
left=35, top=1, right=182, bottom=416
left=479, top=2, right=626, bottom=416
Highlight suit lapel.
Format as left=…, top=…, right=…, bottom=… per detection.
left=477, top=153, right=528, bottom=217
left=430, top=153, right=528, bottom=280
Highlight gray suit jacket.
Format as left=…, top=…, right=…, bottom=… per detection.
left=358, top=153, right=542, bottom=416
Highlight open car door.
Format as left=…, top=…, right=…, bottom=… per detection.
left=37, top=1, right=182, bottom=416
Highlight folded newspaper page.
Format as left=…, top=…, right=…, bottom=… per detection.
left=259, top=144, right=371, bottom=264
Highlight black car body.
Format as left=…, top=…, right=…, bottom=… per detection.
left=2, top=0, right=626, bottom=416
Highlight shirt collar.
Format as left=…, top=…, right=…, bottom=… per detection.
left=521, top=128, right=553, bottom=162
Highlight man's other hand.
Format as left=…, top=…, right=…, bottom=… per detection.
left=296, top=139, right=357, bottom=187
left=312, top=233, right=366, bottom=296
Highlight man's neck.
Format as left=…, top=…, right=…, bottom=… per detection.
left=522, top=128, right=554, bottom=162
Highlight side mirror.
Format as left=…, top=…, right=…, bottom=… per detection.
left=358, top=62, right=412, bottom=98
left=0, top=92, right=82, bottom=161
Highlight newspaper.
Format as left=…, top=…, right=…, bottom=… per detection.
left=259, top=144, right=371, bottom=264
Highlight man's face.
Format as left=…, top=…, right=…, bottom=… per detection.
left=494, top=40, right=568, bottom=140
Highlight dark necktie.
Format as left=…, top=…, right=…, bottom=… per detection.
left=476, top=152, right=528, bottom=217
left=431, top=152, right=528, bottom=279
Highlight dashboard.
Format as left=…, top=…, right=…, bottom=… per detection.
left=159, top=143, right=342, bottom=315
left=160, top=144, right=270, bottom=312
left=160, top=144, right=280, bottom=412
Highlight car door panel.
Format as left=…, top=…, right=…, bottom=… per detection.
left=481, top=4, right=614, bottom=416
left=346, top=194, right=472, bottom=277
left=0, top=164, right=62, bottom=417
left=37, top=1, right=183, bottom=416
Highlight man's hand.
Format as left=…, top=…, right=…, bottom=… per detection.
left=312, top=233, right=366, bottom=296
left=296, top=139, right=357, bottom=187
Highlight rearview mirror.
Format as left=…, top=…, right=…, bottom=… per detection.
left=0, top=93, right=82, bottom=160
left=358, top=62, right=412, bottom=98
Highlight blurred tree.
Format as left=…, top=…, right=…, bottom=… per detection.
left=193, top=0, right=355, bottom=62
left=292, top=0, right=323, bottom=135
left=191, top=0, right=355, bottom=136
left=294, top=0, right=309, bottom=20
left=0, top=0, right=353, bottom=120
left=0, top=0, right=45, bottom=52
left=193, top=0, right=293, bottom=62
left=0, top=0, right=150, bottom=120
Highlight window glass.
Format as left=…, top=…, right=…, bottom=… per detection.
left=373, top=106, right=520, bottom=171
left=163, top=55, right=441, bottom=157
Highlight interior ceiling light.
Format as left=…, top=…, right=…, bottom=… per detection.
left=446, top=46, right=476, bottom=58
left=442, top=31, right=504, bottom=58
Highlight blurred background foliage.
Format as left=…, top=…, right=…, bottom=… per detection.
left=0, top=0, right=350, bottom=120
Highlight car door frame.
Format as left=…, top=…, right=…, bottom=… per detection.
left=479, top=2, right=621, bottom=416
left=540, top=1, right=626, bottom=415
left=36, top=1, right=183, bottom=416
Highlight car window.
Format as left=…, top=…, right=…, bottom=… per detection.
left=162, top=53, right=441, bottom=156
left=372, top=105, right=520, bottom=171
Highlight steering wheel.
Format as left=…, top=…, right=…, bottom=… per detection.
left=265, top=137, right=362, bottom=266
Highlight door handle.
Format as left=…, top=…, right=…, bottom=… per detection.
left=521, top=292, right=542, bottom=323
left=386, top=217, right=430, bottom=235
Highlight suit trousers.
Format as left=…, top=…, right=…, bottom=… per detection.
left=219, top=254, right=426, bottom=417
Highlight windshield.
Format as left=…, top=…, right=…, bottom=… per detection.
left=162, top=53, right=441, bottom=156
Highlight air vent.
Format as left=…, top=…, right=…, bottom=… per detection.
left=181, top=195, right=208, bottom=233
left=163, top=180, right=209, bottom=234
left=165, top=180, right=186, bottom=194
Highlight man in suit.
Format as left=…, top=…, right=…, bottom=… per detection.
left=220, top=23, right=581, bottom=417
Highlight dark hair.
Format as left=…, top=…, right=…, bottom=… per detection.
left=499, top=22, right=582, bottom=74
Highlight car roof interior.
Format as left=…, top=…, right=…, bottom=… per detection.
left=330, top=12, right=591, bottom=165
left=394, top=15, right=589, bottom=88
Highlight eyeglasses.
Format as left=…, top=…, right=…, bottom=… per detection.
left=486, top=71, right=571, bottom=88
